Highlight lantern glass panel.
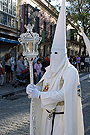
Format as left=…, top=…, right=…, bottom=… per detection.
left=28, top=42, right=33, bottom=53
left=35, top=42, right=38, bottom=52
left=23, top=43, right=26, bottom=53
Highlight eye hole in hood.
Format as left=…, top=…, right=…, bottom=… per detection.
left=55, top=52, right=58, bottom=54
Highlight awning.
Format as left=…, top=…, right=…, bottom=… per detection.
left=0, top=37, right=20, bottom=44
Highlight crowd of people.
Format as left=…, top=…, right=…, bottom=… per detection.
left=0, top=53, right=15, bottom=86
left=0, top=52, right=90, bottom=86
left=33, top=54, right=50, bottom=84
left=68, top=54, right=90, bottom=72
left=0, top=53, right=50, bottom=86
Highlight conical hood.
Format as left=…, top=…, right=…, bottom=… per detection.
left=51, top=0, right=66, bottom=52
left=80, top=27, right=90, bottom=55
left=49, top=0, right=69, bottom=77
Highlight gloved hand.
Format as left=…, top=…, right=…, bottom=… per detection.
left=26, top=84, right=40, bottom=99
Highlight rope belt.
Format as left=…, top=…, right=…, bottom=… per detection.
left=46, top=109, right=64, bottom=114
left=46, top=109, right=64, bottom=135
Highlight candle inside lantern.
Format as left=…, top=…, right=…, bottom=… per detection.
left=28, top=42, right=33, bottom=52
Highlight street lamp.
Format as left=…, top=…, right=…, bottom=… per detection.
left=18, top=23, right=42, bottom=135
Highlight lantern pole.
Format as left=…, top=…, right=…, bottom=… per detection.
left=18, top=24, right=42, bottom=135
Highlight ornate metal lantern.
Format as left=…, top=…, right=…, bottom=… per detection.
left=18, top=24, right=42, bottom=59
left=18, top=24, right=42, bottom=135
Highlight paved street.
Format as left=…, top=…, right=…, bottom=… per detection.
left=81, top=78, right=90, bottom=135
left=0, top=93, right=30, bottom=135
left=0, top=72, right=90, bottom=135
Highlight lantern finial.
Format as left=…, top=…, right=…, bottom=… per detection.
left=24, top=24, right=34, bottom=32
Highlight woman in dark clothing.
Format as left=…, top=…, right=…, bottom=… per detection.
left=80, top=55, right=85, bottom=71
left=41, top=56, right=48, bottom=74
left=4, top=53, right=12, bottom=83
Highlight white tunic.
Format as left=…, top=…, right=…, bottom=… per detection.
left=30, top=64, right=84, bottom=135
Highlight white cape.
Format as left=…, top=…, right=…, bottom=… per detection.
left=30, top=64, right=84, bottom=135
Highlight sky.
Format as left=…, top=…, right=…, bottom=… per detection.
left=50, top=0, right=70, bottom=9
left=50, top=0, right=62, bottom=6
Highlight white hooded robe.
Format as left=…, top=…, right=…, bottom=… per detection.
left=29, top=0, right=84, bottom=134
left=30, top=62, right=84, bottom=135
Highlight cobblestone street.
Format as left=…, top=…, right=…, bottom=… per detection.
left=81, top=78, right=90, bottom=135
left=0, top=73, right=90, bottom=135
left=0, top=93, right=30, bottom=135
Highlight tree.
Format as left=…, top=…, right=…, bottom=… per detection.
left=50, top=0, right=90, bottom=55
left=66, top=0, right=90, bottom=54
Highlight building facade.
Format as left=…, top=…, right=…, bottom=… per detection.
left=18, top=0, right=58, bottom=56
left=18, top=0, right=84, bottom=57
left=67, top=25, right=84, bottom=56
left=0, top=0, right=85, bottom=66
left=0, top=0, right=20, bottom=65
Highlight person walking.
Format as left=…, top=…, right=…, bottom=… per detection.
left=26, top=0, right=84, bottom=135
left=4, top=53, right=12, bottom=83
left=0, top=61, right=5, bottom=86
left=34, top=58, right=42, bottom=84
left=41, top=56, right=48, bottom=74
left=16, top=55, right=25, bottom=76
left=85, top=55, right=89, bottom=72
left=76, top=54, right=81, bottom=72
left=80, top=55, right=85, bottom=71
left=10, top=54, right=15, bottom=82
left=46, top=54, right=50, bottom=66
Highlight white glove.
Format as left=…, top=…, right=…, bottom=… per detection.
left=27, top=84, right=35, bottom=89
left=26, top=84, right=40, bottom=99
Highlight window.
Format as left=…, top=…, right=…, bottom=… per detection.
left=0, top=0, right=8, bottom=12
left=70, top=29, right=74, bottom=41
left=11, top=18, right=15, bottom=28
left=1, top=13, right=7, bottom=25
left=12, top=0, right=16, bottom=16
left=9, top=0, right=12, bottom=14
left=70, top=29, right=77, bottom=41
left=50, top=24, right=52, bottom=38
left=8, top=16, right=11, bottom=27
left=0, top=0, right=16, bottom=28
left=36, top=17, right=39, bottom=34
left=44, top=21, right=47, bottom=38
left=25, top=15, right=28, bottom=25
left=0, top=1, right=2, bottom=10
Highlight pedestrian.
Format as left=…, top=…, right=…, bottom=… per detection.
left=76, top=54, right=81, bottom=72
left=4, top=53, right=12, bottom=83
left=16, top=55, right=25, bottom=76
left=41, top=56, right=47, bottom=74
left=46, top=54, right=50, bottom=66
left=0, top=60, right=5, bottom=86
left=80, top=55, right=85, bottom=71
left=69, top=55, right=74, bottom=65
left=34, top=58, right=42, bottom=84
left=26, top=0, right=84, bottom=135
left=85, top=55, right=89, bottom=72
left=10, top=54, right=15, bottom=82
left=73, top=56, right=77, bottom=68
left=34, top=55, right=39, bottom=64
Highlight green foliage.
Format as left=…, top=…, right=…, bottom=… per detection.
left=66, top=0, right=90, bottom=36
left=50, top=0, right=89, bottom=36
